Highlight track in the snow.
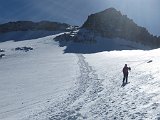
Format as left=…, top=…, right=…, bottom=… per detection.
left=45, top=54, right=104, bottom=120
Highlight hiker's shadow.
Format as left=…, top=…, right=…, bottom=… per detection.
left=121, top=82, right=130, bottom=87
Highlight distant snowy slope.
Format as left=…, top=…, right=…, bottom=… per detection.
left=0, top=31, right=62, bottom=42
left=0, top=21, right=71, bottom=42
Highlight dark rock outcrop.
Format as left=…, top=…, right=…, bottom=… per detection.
left=15, top=46, right=33, bottom=52
left=0, top=54, right=5, bottom=58
left=82, top=8, right=160, bottom=48
left=0, top=21, right=70, bottom=33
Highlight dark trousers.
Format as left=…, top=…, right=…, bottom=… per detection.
left=123, top=73, right=128, bottom=83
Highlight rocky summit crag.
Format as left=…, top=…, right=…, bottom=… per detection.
left=82, top=8, right=160, bottom=47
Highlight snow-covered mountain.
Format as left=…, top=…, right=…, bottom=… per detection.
left=82, top=8, right=160, bottom=48
left=0, top=31, right=160, bottom=120
left=1, top=0, right=160, bottom=36
left=0, top=7, right=160, bottom=120
left=54, top=8, right=160, bottom=53
left=0, top=21, right=71, bottom=42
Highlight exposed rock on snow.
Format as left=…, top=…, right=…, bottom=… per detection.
left=0, top=53, right=5, bottom=58
left=0, top=49, right=5, bottom=52
left=15, top=46, right=33, bottom=52
left=54, top=28, right=151, bottom=53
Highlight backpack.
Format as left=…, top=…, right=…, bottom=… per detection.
left=128, top=67, right=131, bottom=71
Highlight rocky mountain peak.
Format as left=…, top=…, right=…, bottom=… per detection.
left=82, top=8, right=160, bottom=47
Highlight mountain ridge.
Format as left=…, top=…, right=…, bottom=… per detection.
left=0, top=21, right=70, bottom=33
left=82, top=8, right=160, bottom=47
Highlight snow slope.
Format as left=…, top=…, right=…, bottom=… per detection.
left=0, top=31, right=63, bottom=42
left=82, top=50, right=160, bottom=119
left=0, top=34, right=79, bottom=120
left=0, top=32, right=160, bottom=120
left=39, top=49, right=160, bottom=120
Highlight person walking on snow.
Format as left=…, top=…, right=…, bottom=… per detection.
left=123, top=64, right=131, bottom=84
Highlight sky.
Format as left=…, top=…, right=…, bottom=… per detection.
left=0, top=0, right=160, bottom=36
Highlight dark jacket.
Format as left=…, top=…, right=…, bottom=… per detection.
left=123, top=66, right=130, bottom=74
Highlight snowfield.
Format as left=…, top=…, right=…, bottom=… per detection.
left=0, top=34, right=79, bottom=120
left=0, top=33, right=160, bottom=120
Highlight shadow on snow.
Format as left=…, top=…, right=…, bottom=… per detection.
left=0, top=31, right=63, bottom=42
left=54, top=32, right=151, bottom=54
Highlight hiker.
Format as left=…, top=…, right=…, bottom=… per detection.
left=122, top=64, right=131, bottom=84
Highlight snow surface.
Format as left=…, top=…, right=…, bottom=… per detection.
left=0, top=32, right=160, bottom=120
left=0, top=34, right=79, bottom=120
